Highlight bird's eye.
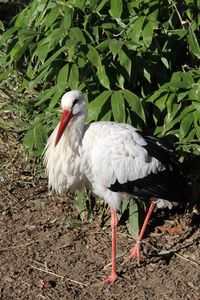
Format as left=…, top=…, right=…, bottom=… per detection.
left=73, top=99, right=79, bottom=107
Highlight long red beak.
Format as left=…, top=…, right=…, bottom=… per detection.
left=54, top=109, right=74, bottom=146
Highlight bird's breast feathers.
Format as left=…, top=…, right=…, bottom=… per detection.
left=44, top=125, right=85, bottom=194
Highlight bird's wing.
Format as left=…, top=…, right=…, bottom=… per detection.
left=81, top=122, right=166, bottom=189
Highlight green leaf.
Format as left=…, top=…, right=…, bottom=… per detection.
left=109, top=0, right=123, bottom=19
left=10, top=39, right=33, bottom=62
left=111, top=91, right=125, bottom=123
left=177, top=91, right=188, bottom=102
left=35, top=42, right=49, bottom=63
left=194, top=111, right=200, bottom=139
left=69, top=27, right=86, bottom=44
left=109, top=39, right=123, bottom=58
left=87, top=45, right=102, bottom=69
left=147, top=89, right=166, bottom=103
left=97, top=66, right=110, bottom=89
left=163, top=106, right=194, bottom=135
left=161, top=57, right=169, bottom=69
left=166, top=93, right=176, bottom=114
left=144, top=68, right=151, bottom=83
left=87, top=91, right=112, bottom=122
left=168, top=29, right=187, bottom=39
left=181, top=72, right=194, bottom=87
left=170, top=72, right=182, bottom=82
left=180, top=112, right=194, bottom=140
left=96, top=0, right=109, bottom=12
left=66, top=41, right=76, bottom=62
left=123, top=90, right=146, bottom=122
left=101, top=110, right=112, bottom=121
left=96, top=40, right=109, bottom=51
left=0, top=20, right=5, bottom=31
left=119, top=198, right=129, bottom=216
left=61, top=7, right=73, bottom=29
left=0, top=27, right=17, bottom=44
left=189, top=83, right=200, bottom=101
left=192, top=101, right=200, bottom=115
left=44, top=6, right=60, bottom=29
left=142, top=21, right=154, bottom=47
left=187, top=28, right=200, bottom=59
left=45, top=28, right=63, bottom=50
left=170, top=81, right=189, bottom=89
left=68, top=0, right=85, bottom=9
left=127, top=200, right=139, bottom=239
left=128, top=17, right=145, bottom=43
left=37, top=3, right=46, bottom=12
left=68, top=64, right=79, bottom=89
left=153, top=92, right=168, bottom=110
left=118, top=49, right=132, bottom=77
left=57, top=64, right=69, bottom=92
left=85, top=191, right=94, bottom=221
left=76, top=190, right=86, bottom=221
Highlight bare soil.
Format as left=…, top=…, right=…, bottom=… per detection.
left=0, top=110, right=200, bottom=300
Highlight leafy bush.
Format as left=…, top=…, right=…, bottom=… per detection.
left=1, top=0, right=200, bottom=235
left=1, top=0, right=200, bottom=156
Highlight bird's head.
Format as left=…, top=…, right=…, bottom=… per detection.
left=55, top=90, right=86, bottom=146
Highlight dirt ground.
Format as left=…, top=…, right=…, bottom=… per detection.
left=0, top=109, right=200, bottom=300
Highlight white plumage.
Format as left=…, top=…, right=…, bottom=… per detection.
left=44, top=90, right=188, bottom=284
left=44, top=92, right=166, bottom=209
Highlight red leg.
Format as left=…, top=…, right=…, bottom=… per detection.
left=124, top=201, right=156, bottom=265
left=93, top=207, right=118, bottom=285
left=104, top=207, right=118, bottom=284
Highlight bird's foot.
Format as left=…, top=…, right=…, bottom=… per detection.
left=92, top=272, right=118, bottom=286
left=123, top=240, right=141, bottom=266
left=103, top=272, right=118, bottom=284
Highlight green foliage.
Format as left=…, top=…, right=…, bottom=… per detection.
left=1, top=0, right=200, bottom=234
left=1, top=0, right=200, bottom=156
left=147, top=70, right=200, bottom=153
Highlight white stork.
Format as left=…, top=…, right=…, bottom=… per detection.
left=44, top=90, right=188, bottom=284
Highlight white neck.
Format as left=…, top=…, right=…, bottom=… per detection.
left=44, top=112, right=86, bottom=194
left=67, top=112, right=86, bottom=150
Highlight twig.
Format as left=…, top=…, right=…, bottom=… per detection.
left=20, top=279, right=31, bottom=287
left=30, top=265, right=64, bottom=279
left=175, top=252, right=200, bottom=267
left=65, top=277, right=88, bottom=287
left=36, top=295, right=48, bottom=299
left=31, top=264, right=88, bottom=287
left=171, top=0, right=189, bottom=28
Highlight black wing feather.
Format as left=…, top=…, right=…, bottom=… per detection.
left=138, top=132, right=174, bottom=165
left=109, top=169, right=189, bottom=203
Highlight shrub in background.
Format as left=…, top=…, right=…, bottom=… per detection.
left=0, top=0, right=200, bottom=234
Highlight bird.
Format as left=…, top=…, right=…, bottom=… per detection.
left=44, top=90, right=189, bottom=284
